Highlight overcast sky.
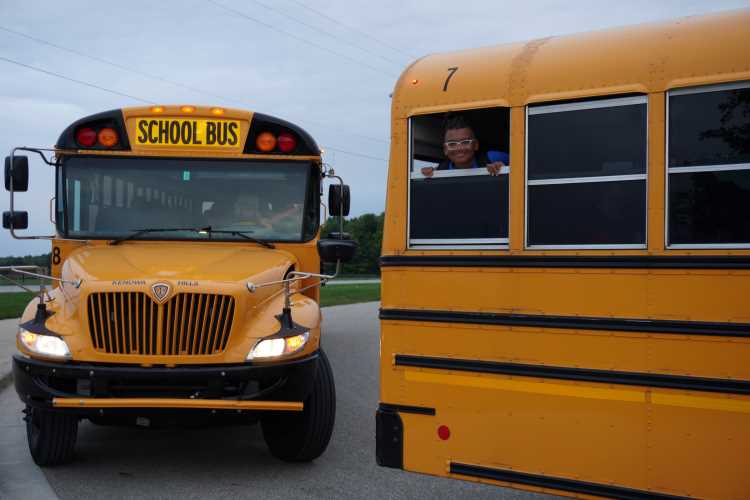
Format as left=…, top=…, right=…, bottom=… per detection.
left=1, top=0, right=748, bottom=256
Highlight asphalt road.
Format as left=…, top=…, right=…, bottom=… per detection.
left=0, top=302, right=549, bottom=500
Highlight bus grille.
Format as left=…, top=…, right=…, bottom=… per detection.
left=87, top=292, right=235, bottom=356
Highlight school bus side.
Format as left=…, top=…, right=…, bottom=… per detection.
left=378, top=10, right=750, bottom=500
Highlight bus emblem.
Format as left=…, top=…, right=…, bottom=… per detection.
left=151, top=282, right=171, bottom=303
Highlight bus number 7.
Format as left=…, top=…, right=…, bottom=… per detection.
left=443, top=67, right=459, bottom=91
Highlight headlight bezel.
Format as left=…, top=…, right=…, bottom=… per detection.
left=17, top=328, right=72, bottom=360
left=247, top=331, right=309, bottom=361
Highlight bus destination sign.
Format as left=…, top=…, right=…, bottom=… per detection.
left=134, top=118, right=241, bottom=148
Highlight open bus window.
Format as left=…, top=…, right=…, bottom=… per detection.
left=408, top=108, right=510, bottom=249
left=667, top=82, right=750, bottom=248
left=526, top=96, right=647, bottom=248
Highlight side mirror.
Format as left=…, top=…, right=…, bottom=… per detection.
left=328, top=184, right=350, bottom=217
left=3, top=211, right=29, bottom=230
left=5, top=156, right=29, bottom=192
left=317, top=233, right=358, bottom=263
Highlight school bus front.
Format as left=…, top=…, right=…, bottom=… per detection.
left=5, top=105, right=356, bottom=466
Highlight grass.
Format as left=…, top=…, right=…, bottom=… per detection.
left=0, top=292, right=35, bottom=320
left=0, top=284, right=381, bottom=319
left=319, top=283, right=380, bottom=307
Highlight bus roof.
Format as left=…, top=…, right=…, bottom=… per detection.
left=393, top=9, right=750, bottom=117
left=56, top=106, right=321, bottom=158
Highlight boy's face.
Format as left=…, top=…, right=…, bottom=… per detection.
left=443, top=127, right=479, bottom=166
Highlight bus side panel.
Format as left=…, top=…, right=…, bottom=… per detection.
left=381, top=267, right=750, bottom=325
left=380, top=268, right=750, bottom=380
left=381, top=322, right=750, bottom=499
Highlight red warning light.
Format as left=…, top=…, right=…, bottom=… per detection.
left=277, top=132, right=297, bottom=153
left=75, top=127, right=97, bottom=147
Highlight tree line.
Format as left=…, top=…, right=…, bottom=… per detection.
left=321, top=212, right=384, bottom=276
left=0, top=253, right=51, bottom=268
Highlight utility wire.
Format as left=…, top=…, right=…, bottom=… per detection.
left=0, top=25, right=247, bottom=108
left=0, top=25, right=388, bottom=146
left=248, top=0, right=404, bottom=67
left=0, top=56, right=154, bottom=104
left=206, top=0, right=398, bottom=78
left=323, top=146, right=386, bottom=162
left=0, top=56, right=385, bottom=162
left=288, top=0, right=417, bottom=60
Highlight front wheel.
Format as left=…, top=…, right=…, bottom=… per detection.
left=261, top=349, right=336, bottom=462
left=25, top=405, right=78, bottom=466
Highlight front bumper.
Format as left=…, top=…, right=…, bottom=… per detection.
left=13, top=352, right=319, bottom=416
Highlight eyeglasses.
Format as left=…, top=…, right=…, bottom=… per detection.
left=444, top=139, right=474, bottom=150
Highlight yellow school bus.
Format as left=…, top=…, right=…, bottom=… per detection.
left=377, top=10, right=750, bottom=499
left=3, top=105, right=357, bottom=465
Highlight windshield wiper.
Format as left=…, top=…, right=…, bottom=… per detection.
left=207, top=229, right=275, bottom=249
left=110, top=227, right=209, bottom=245
left=110, top=227, right=275, bottom=248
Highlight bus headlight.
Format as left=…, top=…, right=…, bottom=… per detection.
left=18, top=329, right=71, bottom=360
left=248, top=332, right=309, bottom=360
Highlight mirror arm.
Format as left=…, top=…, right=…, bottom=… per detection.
left=0, top=265, right=81, bottom=307
left=7, top=147, right=57, bottom=241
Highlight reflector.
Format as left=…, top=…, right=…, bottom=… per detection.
left=437, top=425, right=450, bottom=440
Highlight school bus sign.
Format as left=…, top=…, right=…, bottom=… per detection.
left=134, top=118, right=242, bottom=149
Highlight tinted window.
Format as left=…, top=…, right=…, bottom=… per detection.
left=526, top=97, right=648, bottom=247
left=667, top=83, right=750, bottom=246
left=669, top=87, right=750, bottom=168
left=669, top=170, right=750, bottom=244
left=528, top=103, right=647, bottom=180
left=410, top=175, right=508, bottom=240
left=528, top=180, right=646, bottom=245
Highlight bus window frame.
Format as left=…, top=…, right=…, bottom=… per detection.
left=524, top=95, right=649, bottom=250
left=665, top=80, right=750, bottom=250
left=406, top=113, right=511, bottom=251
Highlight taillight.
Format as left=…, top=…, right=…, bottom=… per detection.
left=75, top=127, right=97, bottom=147
left=97, top=128, right=119, bottom=147
left=256, top=131, right=277, bottom=152
left=277, top=132, right=296, bottom=153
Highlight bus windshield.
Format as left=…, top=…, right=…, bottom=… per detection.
left=60, top=157, right=317, bottom=242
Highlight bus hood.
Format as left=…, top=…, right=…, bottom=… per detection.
left=60, top=243, right=295, bottom=285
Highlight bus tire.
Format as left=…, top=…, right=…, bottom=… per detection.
left=25, top=405, right=78, bottom=466
left=261, top=349, right=336, bottom=462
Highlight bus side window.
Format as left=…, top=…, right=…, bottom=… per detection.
left=526, top=96, right=648, bottom=248
left=667, top=82, right=750, bottom=248
left=408, top=108, right=510, bottom=250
